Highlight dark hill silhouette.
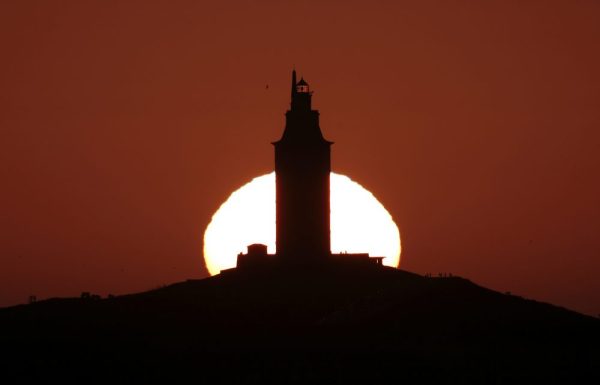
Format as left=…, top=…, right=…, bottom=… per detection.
left=1, top=263, right=598, bottom=384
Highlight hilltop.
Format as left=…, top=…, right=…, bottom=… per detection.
left=0, top=263, right=598, bottom=384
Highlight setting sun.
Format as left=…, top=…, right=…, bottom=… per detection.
left=203, top=172, right=401, bottom=275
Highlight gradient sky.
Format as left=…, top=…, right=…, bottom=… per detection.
left=1, top=0, right=599, bottom=315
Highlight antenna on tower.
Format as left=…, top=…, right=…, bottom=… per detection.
left=291, top=68, right=297, bottom=102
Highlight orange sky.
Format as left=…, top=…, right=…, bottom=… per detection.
left=1, top=0, right=599, bottom=315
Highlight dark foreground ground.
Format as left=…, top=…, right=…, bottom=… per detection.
left=0, top=263, right=598, bottom=384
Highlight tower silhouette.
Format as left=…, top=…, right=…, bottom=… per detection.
left=273, top=70, right=332, bottom=261
left=234, top=70, right=384, bottom=270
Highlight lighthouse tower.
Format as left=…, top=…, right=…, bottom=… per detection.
left=273, top=70, right=333, bottom=262
left=234, top=70, right=385, bottom=271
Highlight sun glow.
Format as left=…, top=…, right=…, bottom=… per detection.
left=203, top=172, right=401, bottom=275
